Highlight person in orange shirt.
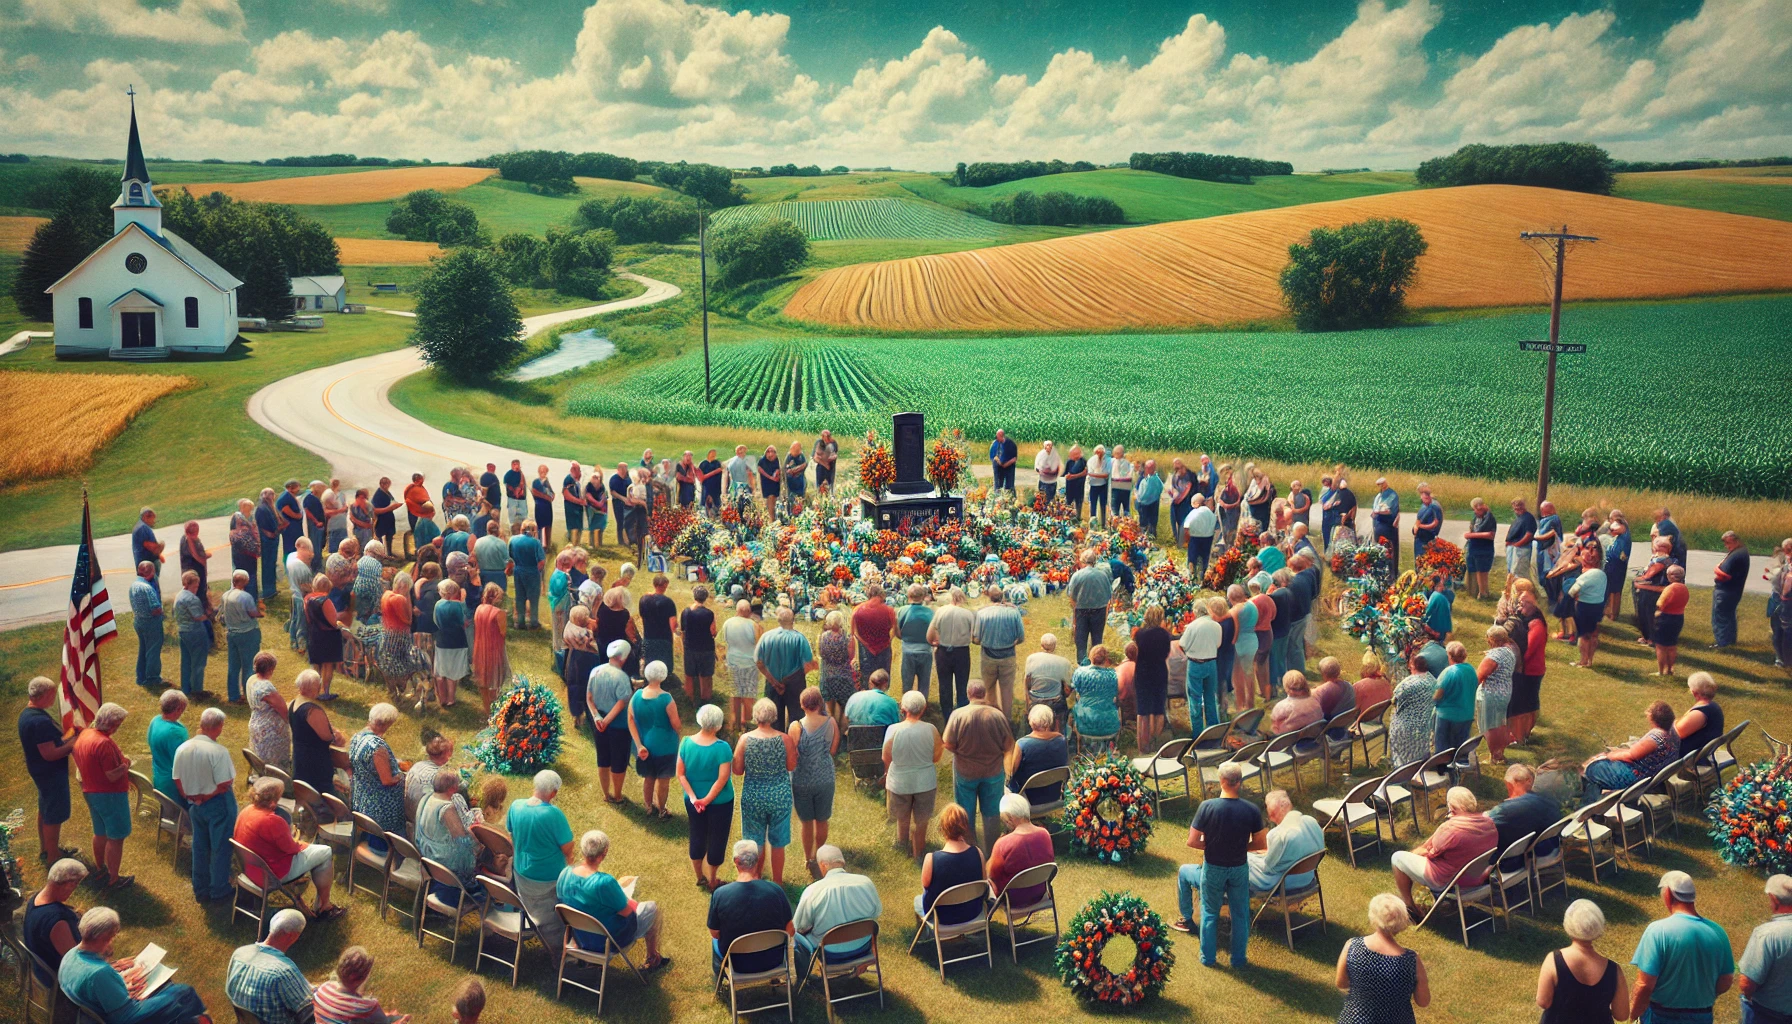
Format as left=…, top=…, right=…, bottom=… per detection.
left=235, top=777, right=345, bottom=919
left=402, top=473, right=430, bottom=558
left=1653, top=565, right=1691, bottom=676
left=72, top=703, right=133, bottom=889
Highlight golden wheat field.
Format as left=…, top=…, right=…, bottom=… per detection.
left=0, top=215, right=49, bottom=254
left=784, top=184, right=1792, bottom=331
left=334, top=237, right=443, bottom=264
left=165, top=166, right=495, bottom=205
left=0, top=371, right=192, bottom=485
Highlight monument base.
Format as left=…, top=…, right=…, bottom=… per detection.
left=861, top=491, right=964, bottom=533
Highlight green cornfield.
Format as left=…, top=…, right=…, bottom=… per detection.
left=707, top=198, right=1002, bottom=240
left=567, top=295, right=1792, bottom=498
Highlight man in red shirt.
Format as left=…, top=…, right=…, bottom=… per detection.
left=850, top=582, right=897, bottom=684
left=72, top=703, right=134, bottom=888
left=234, top=777, right=345, bottom=918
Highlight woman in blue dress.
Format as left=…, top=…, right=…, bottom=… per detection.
left=349, top=703, right=406, bottom=850
left=1070, top=646, right=1120, bottom=747
left=733, top=697, right=798, bottom=883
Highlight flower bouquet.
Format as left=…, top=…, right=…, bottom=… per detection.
left=1416, top=537, right=1466, bottom=583
left=1060, top=753, right=1156, bottom=864
left=1202, top=545, right=1249, bottom=591
left=1709, top=752, right=1792, bottom=874
left=470, top=675, right=564, bottom=775
left=1055, top=890, right=1175, bottom=1006
left=857, top=430, right=895, bottom=497
left=927, top=428, right=968, bottom=496
left=1329, top=539, right=1393, bottom=585
left=649, top=503, right=698, bottom=550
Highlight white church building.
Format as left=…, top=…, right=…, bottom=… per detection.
left=49, top=94, right=241, bottom=359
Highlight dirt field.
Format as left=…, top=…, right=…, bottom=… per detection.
left=164, top=166, right=495, bottom=205
left=0, top=371, right=191, bottom=484
left=0, top=215, right=48, bottom=253
left=784, top=184, right=1792, bottom=331
left=334, top=237, right=443, bottom=265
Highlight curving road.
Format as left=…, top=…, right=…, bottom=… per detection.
left=0, top=274, right=680, bottom=629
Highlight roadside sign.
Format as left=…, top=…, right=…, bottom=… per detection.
left=1519, top=340, right=1586, bottom=354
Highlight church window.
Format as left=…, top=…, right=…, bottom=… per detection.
left=185, top=296, right=199, bottom=329
left=125, top=252, right=147, bottom=274
left=129, top=183, right=143, bottom=201
left=78, top=297, right=93, bottom=329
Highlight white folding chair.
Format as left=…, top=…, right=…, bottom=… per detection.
left=1530, top=816, right=1573, bottom=909
left=1449, top=734, right=1484, bottom=782
left=910, top=880, right=993, bottom=981
left=1312, top=777, right=1387, bottom=868
left=1018, top=767, right=1071, bottom=821
left=1201, top=741, right=1268, bottom=797
left=555, top=903, right=647, bottom=1015
left=716, top=929, right=795, bottom=1024
left=992, top=862, right=1059, bottom=962
left=1352, top=698, right=1393, bottom=766
left=1130, top=737, right=1194, bottom=813
left=1490, top=831, right=1536, bottom=926
left=805, top=919, right=883, bottom=1024
left=1564, top=791, right=1624, bottom=883
left=474, top=874, right=537, bottom=987
left=152, top=789, right=191, bottom=868
left=1320, top=707, right=1360, bottom=784
left=1713, top=720, right=1750, bottom=785
left=419, top=859, right=480, bottom=961
left=1228, top=707, right=1266, bottom=743
left=1600, top=777, right=1654, bottom=866
left=1249, top=849, right=1327, bottom=948
left=1415, top=849, right=1498, bottom=947
left=230, top=839, right=312, bottom=937
left=1374, top=760, right=1423, bottom=837
left=383, top=833, right=426, bottom=928
left=1181, top=720, right=1233, bottom=773
left=1409, top=748, right=1457, bottom=824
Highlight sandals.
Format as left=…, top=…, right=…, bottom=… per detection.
left=316, top=905, right=348, bottom=921
left=643, top=955, right=672, bottom=974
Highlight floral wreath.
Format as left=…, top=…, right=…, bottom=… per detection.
left=1061, top=753, right=1156, bottom=863
left=1056, top=890, right=1175, bottom=1006
left=470, top=675, right=564, bottom=775
left=1710, top=752, right=1792, bottom=874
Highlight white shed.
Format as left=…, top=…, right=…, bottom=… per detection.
left=290, top=275, right=347, bottom=313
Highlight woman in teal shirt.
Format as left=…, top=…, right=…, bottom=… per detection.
left=556, top=830, right=667, bottom=969
left=628, top=662, right=683, bottom=818
left=677, top=704, right=735, bottom=889
left=1568, top=544, right=1609, bottom=669
left=146, top=690, right=189, bottom=807
left=1070, top=646, right=1121, bottom=743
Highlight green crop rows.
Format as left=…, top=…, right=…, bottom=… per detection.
left=567, top=295, right=1792, bottom=498
left=708, top=198, right=1002, bottom=240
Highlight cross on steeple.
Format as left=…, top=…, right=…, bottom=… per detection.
left=126, top=84, right=136, bottom=100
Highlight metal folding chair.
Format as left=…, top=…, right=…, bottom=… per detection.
left=152, top=789, right=191, bottom=868
left=555, top=903, right=647, bottom=1015
left=1284, top=719, right=1328, bottom=794
left=1312, top=777, right=1387, bottom=867
left=23, top=947, right=66, bottom=1024
left=992, top=862, right=1058, bottom=962
left=1414, top=848, right=1498, bottom=947
left=1374, top=760, right=1423, bottom=836
left=1256, top=732, right=1303, bottom=794
left=1638, top=759, right=1684, bottom=842
left=1182, top=720, right=1233, bottom=774
left=127, top=769, right=154, bottom=820
left=1352, top=698, right=1393, bottom=766
left=1409, top=749, right=1457, bottom=824
left=1490, top=832, right=1536, bottom=926
left=1601, top=777, right=1654, bottom=866
left=1713, top=720, right=1751, bottom=786
left=1529, top=816, right=1573, bottom=909
left=474, top=874, right=537, bottom=986
left=1201, top=741, right=1269, bottom=797
left=1228, top=707, right=1266, bottom=743
left=419, top=859, right=480, bottom=960
left=1018, top=767, right=1071, bottom=821
left=1564, top=791, right=1624, bottom=882
left=229, top=839, right=312, bottom=937
left=1320, top=707, right=1360, bottom=784
left=716, top=929, right=795, bottom=1024
left=805, top=920, right=883, bottom=1024
left=909, top=880, right=993, bottom=981
left=347, top=812, right=392, bottom=904
left=1449, top=734, right=1484, bottom=782
left=1130, top=737, right=1194, bottom=813
left=383, top=833, right=426, bottom=928
left=1249, top=849, right=1327, bottom=948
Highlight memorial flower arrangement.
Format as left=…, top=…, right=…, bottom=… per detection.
left=1202, top=545, right=1249, bottom=591
left=1710, top=753, right=1792, bottom=874
left=1062, top=753, right=1156, bottom=863
left=1330, top=540, right=1392, bottom=584
left=649, top=503, right=698, bottom=550
left=927, top=428, right=968, bottom=495
left=0, top=807, right=24, bottom=898
left=469, top=676, right=564, bottom=775
left=1127, top=561, right=1207, bottom=629
left=1341, top=569, right=1426, bottom=657
left=857, top=430, right=896, bottom=496
left=1416, top=537, right=1467, bottom=583
left=1055, top=890, right=1174, bottom=1006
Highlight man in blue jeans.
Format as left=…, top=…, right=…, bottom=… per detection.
left=1711, top=531, right=1750, bottom=649
left=1173, top=761, right=1266, bottom=968
left=255, top=487, right=282, bottom=599
left=942, top=681, right=1014, bottom=855
left=128, top=561, right=165, bottom=688
left=219, top=571, right=264, bottom=703
left=172, top=708, right=238, bottom=903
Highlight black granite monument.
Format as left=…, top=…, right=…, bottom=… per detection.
left=862, top=411, right=964, bottom=531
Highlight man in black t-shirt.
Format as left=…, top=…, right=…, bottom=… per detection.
left=18, top=676, right=80, bottom=860
left=1333, top=479, right=1358, bottom=542
left=709, top=840, right=794, bottom=977
left=681, top=587, right=718, bottom=700
left=502, top=459, right=526, bottom=529
left=479, top=463, right=502, bottom=512
left=698, top=449, right=724, bottom=514
left=1711, top=531, right=1750, bottom=648
left=639, top=575, right=680, bottom=680
left=1174, top=761, right=1266, bottom=966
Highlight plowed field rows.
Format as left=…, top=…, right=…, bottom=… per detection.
left=334, top=238, right=443, bottom=264
left=709, top=199, right=1001, bottom=240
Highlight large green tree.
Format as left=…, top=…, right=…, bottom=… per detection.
left=1278, top=217, right=1428, bottom=332
left=386, top=189, right=487, bottom=246
left=710, top=218, right=809, bottom=287
left=412, top=248, right=523, bottom=383
left=9, top=166, right=117, bottom=320
left=162, top=189, right=340, bottom=320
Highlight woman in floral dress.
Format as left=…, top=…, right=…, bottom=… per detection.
left=375, top=572, right=430, bottom=705
left=1476, top=625, right=1519, bottom=763
left=350, top=704, right=406, bottom=849
left=246, top=652, right=292, bottom=772
left=353, top=542, right=386, bottom=626
left=817, top=611, right=855, bottom=719
left=1387, top=651, right=1438, bottom=767
left=733, top=698, right=798, bottom=884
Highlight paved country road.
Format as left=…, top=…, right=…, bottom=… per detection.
left=0, top=269, right=1770, bottom=627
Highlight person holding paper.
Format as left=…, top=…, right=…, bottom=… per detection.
left=58, top=907, right=208, bottom=1024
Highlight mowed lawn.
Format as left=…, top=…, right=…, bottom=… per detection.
left=0, top=542, right=1785, bottom=1024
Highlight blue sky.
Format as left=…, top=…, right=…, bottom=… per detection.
left=0, top=0, right=1785, bottom=169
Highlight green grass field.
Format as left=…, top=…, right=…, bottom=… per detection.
left=340, top=263, right=641, bottom=318
left=0, top=526, right=1785, bottom=1024
left=900, top=169, right=1414, bottom=224
left=1614, top=169, right=1792, bottom=222
left=709, top=198, right=1003, bottom=240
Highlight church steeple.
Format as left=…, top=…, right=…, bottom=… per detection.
left=113, top=85, right=162, bottom=236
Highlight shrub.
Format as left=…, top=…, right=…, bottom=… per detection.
left=479, top=149, right=639, bottom=193
left=1128, top=151, right=1293, bottom=181
left=574, top=195, right=696, bottom=243
left=162, top=188, right=340, bottom=320
left=651, top=161, right=745, bottom=207
left=386, top=189, right=487, bottom=246
left=541, top=228, right=614, bottom=297
left=1278, top=217, right=1427, bottom=332
left=710, top=218, right=809, bottom=286
left=412, top=248, right=523, bottom=383
left=1415, top=142, right=1615, bottom=194
left=951, top=159, right=1098, bottom=188
left=988, top=190, right=1124, bottom=226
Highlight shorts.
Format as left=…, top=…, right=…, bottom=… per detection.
left=793, top=784, right=835, bottom=822
left=1655, top=613, right=1685, bottom=647
left=281, top=843, right=335, bottom=882
left=33, top=772, right=71, bottom=825
left=685, top=648, right=716, bottom=678
left=887, top=788, right=936, bottom=823
left=595, top=726, right=633, bottom=772
left=636, top=752, right=676, bottom=780
left=435, top=645, right=470, bottom=681
left=1390, top=849, right=1436, bottom=888
left=741, top=804, right=792, bottom=849
left=729, top=664, right=759, bottom=697
left=84, top=791, right=132, bottom=840
left=1574, top=601, right=1604, bottom=635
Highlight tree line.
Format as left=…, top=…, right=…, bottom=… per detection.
left=262, top=154, right=435, bottom=168
left=988, top=190, right=1124, bottom=226
left=1610, top=155, right=1792, bottom=173
left=734, top=164, right=850, bottom=178
left=950, top=159, right=1102, bottom=189
left=474, top=150, right=641, bottom=195
left=1415, top=142, right=1615, bottom=194
left=1128, top=151, right=1293, bottom=182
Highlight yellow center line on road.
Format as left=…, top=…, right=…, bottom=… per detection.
left=319, top=367, right=476, bottom=465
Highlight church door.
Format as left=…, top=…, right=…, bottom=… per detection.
left=121, top=312, right=157, bottom=349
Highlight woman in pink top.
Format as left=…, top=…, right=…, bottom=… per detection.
left=1250, top=587, right=1277, bottom=701
left=1390, top=787, right=1498, bottom=916
left=988, top=793, right=1054, bottom=908
left=1269, top=671, right=1325, bottom=735
left=315, top=947, right=410, bottom=1024
left=1353, top=650, right=1393, bottom=714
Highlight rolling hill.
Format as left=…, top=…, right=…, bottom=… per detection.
left=163, top=165, right=496, bottom=204
left=783, top=184, right=1792, bottom=332
left=901, top=168, right=1414, bottom=223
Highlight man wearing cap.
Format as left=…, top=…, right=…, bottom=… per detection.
left=1741, top=875, right=1792, bottom=1024
left=1631, top=870, right=1734, bottom=1023
left=589, top=640, right=637, bottom=804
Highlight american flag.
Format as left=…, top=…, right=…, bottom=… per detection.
left=60, top=494, right=116, bottom=730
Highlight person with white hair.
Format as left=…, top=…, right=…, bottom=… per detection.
left=896, top=582, right=935, bottom=698
left=1023, top=632, right=1073, bottom=729
left=629, top=660, right=684, bottom=816
left=348, top=703, right=405, bottom=850
left=1631, top=871, right=1734, bottom=1022
left=1390, top=787, right=1498, bottom=917
left=59, top=907, right=209, bottom=1024
left=507, top=770, right=576, bottom=950
left=558, top=829, right=669, bottom=971
left=431, top=578, right=470, bottom=708
left=1674, top=671, right=1726, bottom=759
left=792, top=844, right=881, bottom=976
left=237, top=775, right=346, bottom=918
left=929, top=586, right=978, bottom=716
left=734, top=698, right=799, bottom=884
left=678, top=703, right=735, bottom=890
left=1174, top=760, right=1265, bottom=964
left=72, top=702, right=134, bottom=889
left=989, top=792, right=1052, bottom=907
left=708, top=839, right=793, bottom=978
left=973, top=585, right=1026, bottom=718
left=1487, top=763, right=1561, bottom=872
left=1247, top=790, right=1325, bottom=893
left=128, top=559, right=166, bottom=689
left=1336, top=893, right=1430, bottom=1022
left=219, top=567, right=265, bottom=703
left=285, top=535, right=315, bottom=651
left=1006, top=702, right=1067, bottom=807
left=590, top=639, right=637, bottom=804
left=24, top=858, right=88, bottom=979
left=721, top=598, right=764, bottom=731
left=174, top=706, right=237, bottom=902
left=884, top=689, right=943, bottom=860
left=1740, top=875, right=1792, bottom=1023
left=1033, top=439, right=1062, bottom=501
left=1536, top=899, right=1627, bottom=1023
left=227, top=908, right=315, bottom=1024
left=19, top=676, right=80, bottom=862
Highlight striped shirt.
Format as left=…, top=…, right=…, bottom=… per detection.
left=226, top=943, right=314, bottom=1024
left=314, top=979, right=387, bottom=1024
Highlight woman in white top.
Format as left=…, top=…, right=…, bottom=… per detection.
left=720, top=599, right=762, bottom=733
left=1109, top=445, right=1134, bottom=518
left=882, top=690, right=943, bottom=862
left=1032, top=441, right=1063, bottom=502
left=1087, top=445, right=1111, bottom=524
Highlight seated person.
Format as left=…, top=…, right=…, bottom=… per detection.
left=708, top=840, right=793, bottom=977
left=916, top=804, right=988, bottom=925
left=313, top=947, right=408, bottom=1024
left=1247, top=790, right=1325, bottom=892
left=1022, top=634, right=1073, bottom=727
left=557, top=830, right=668, bottom=971
left=843, top=670, right=901, bottom=730
left=25, top=858, right=87, bottom=983
left=225, top=910, right=314, bottom=1024
left=414, top=771, right=483, bottom=900
left=988, top=793, right=1054, bottom=908
left=58, top=907, right=209, bottom=1024
left=1580, top=700, right=1681, bottom=806
left=1487, top=763, right=1562, bottom=871
left=1269, top=671, right=1325, bottom=736
left=234, top=777, right=345, bottom=919
left=1309, top=657, right=1351, bottom=724
left=1352, top=651, right=1392, bottom=715
left=1391, top=787, right=1497, bottom=917
left=793, top=845, right=882, bottom=975
left=1007, top=704, right=1069, bottom=806
left=1070, top=647, right=1120, bottom=740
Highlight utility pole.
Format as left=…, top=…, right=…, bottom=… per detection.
left=1518, top=224, right=1598, bottom=506
left=699, top=202, right=712, bottom=406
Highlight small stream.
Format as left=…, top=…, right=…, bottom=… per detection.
left=512, top=328, right=615, bottom=381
